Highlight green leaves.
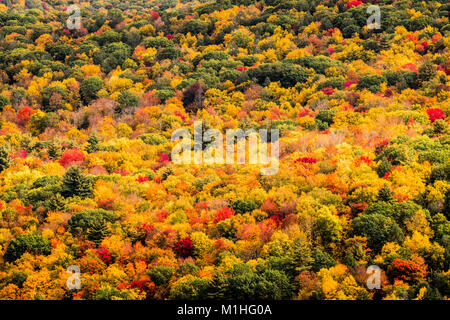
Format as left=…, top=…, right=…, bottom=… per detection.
left=80, top=76, right=103, bottom=104
left=351, top=214, right=404, bottom=253
left=117, top=90, right=139, bottom=113
left=0, top=146, right=10, bottom=173
left=61, top=166, right=93, bottom=199
left=247, top=62, right=308, bottom=88
left=4, top=233, right=51, bottom=263
left=357, top=75, right=386, bottom=93
left=67, top=209, right=117, bottom=244
left=87, top=218, right=112, bottom=245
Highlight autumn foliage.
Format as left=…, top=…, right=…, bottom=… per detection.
left=0, top=0, right=448, bottom=301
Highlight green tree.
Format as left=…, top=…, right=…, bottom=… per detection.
left=378, top=183, right=394, bottom=202
left=85, top=134, right=100, bottom=153
left=316, top=109, right=337, bottom=127
left=231, top=199, right=259, bottom=214
left=311, top=249, right=337, bottom=272
left=29, top=112, right=59, bottom=136
left=107, top=8, right=124, bottom=28
left=147, top=266, right=174, bottom=286
left=0, top=146, right=11, bottom=172
left=351, top=214, right=404, bottom=253
left=418, top=61, right=437, bottom=84
left=67, top=209, right=117, bottom=236
left=98, top=42, right=132, bottom=73
left=61, top=166, right=93, bottom=199
left=266, top=237, right=313, bottom=278
left=4, top=233, right=51, bottom=262
left=0, top=94, right=11, bottom=111
left=116, top=90, right=139, bottom=113
left=80, top=76, right=103, bottom=104
left=248, top=62, right=308, bottom=88
left=208, top=264, right=295, bottom=299
left=41, top=85, right=68, bottom=111
left=87, top=218, right=111, bottom=245
left=182, top=19, right=209, bottom=35
left=376, top=157, right=392, bottom=178
left=357, top=75, right=386, bottom=93
left=47, top=141, right=62, bottom=159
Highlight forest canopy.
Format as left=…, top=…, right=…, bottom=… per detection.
left=0, top=0, right=448, bottom=300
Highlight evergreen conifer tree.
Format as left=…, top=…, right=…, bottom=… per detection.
left=61, top=166, right=93, bottom=198
left=85, top=134, right=100, bottom=153
left=88, top=218, right=111, bottom=245
left=376, top=157, right=392, bottom=178
left=0, top=146, right=10, bottom=172
left=378, top=183, right=394, bottom=202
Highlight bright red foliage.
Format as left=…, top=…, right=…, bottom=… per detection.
left=17, top=106, right=36, bottom=125
left=136, top=175, right=149, bottom=183
left=158, top=153, right=170, bottom=162
left=96, top=246, right=112, bottom=265
left=260, top=199, right=280, bottom=216
left=59, top=148, right=84, bottom=167
left=295, top=157, right=317, bottom=164
left=426, top=108, right=445, bottom=122
left=355, top=155, right=372, bottom=167
left=150, top=11, right=159, bottom=20
left=401, top=63, right=418, bottom=72
left=137, top=222, right=154, bottom=236
left=175, top=237, right=193, bottom=258
left=298, top=109, right=314, bottom=118
left=213, top=207, right=235, bottom=223
left=388, top=256, right=427, bottom=283
left=321, top=88, right=334, bottom=95
left=346, top=1, right=362, bottom=8
left=11, top=149, right=27, bottom=159
left=345, top=81, right=356, bottom=88
left=375, top=139, right=390, bottom=154
left=155, top=209, right=169, bottom=222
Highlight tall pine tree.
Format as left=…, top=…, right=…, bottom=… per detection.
left=48, top=141, right=62, bottom=159
left=85, top=134, right=100, bottom=154
left=378, top=183, right=394, bottom=202
left=0, top=146, right=10, bottom=172
left=376, top=157, right=391, bottom=178
left=87, top=218, right=111, bottom=245
left=61, top=166, right=93, bottom=199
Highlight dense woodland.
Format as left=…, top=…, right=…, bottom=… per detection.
left=0, top=0, right=449, bottom=300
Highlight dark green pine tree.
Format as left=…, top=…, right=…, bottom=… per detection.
left=87, top=218, right=111, bottom=245
left=47, top=141, right=62, bottom=159
left=85, top=134, right=100, bottom=154
left=0, top=146, right=11, bottom=172
left=444, top=189, right=450, bottom=220
left=378, top=35, right=390, bottom=51
left=378, top=183, right=394, bottom=202
left=376, top=157, right=391, bottom=178
left=48, top=193, right=66, bottom=211
left=61, top=166, right=93, bottom=199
